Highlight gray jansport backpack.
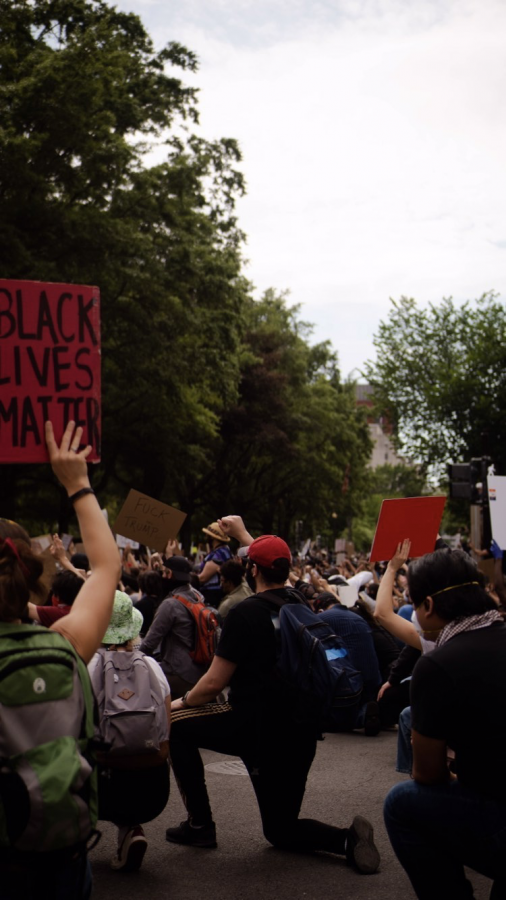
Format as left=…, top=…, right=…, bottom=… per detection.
left=91, top=649, right=169, bottom=766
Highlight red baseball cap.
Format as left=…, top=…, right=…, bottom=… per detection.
left=247, top=535, right=292, bottom=567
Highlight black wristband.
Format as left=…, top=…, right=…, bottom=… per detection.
left=181, top=691, right=191, bottom=707
left=68, top=487, right=95, bottom=504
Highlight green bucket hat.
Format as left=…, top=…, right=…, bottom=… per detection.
left=102, top=591, right=143, bottom=645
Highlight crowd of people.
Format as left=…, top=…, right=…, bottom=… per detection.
left=0, top=421, right=505, bottom=899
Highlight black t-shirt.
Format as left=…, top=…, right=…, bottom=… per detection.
left=216, top=590, right=286, bottom=707
left=411, top=622, right=506, bottom=802
left=216, top=587, right=311, bottom=725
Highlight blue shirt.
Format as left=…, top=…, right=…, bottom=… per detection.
left=200, top=544, right=232, bottom=591
left=319, top=606, right=381, bottom=701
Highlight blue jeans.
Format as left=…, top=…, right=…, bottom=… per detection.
left=396, top=706, right=412, bottom=774
left=384, top=778, right=506, bottom=899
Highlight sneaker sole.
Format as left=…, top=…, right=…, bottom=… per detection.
left=350, top=816, right=380, bottom=874
left=165, top=832, right=217, bottom=849
left=111, top=837, right=147, bottom=872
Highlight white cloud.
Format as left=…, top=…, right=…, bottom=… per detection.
left=111, top=0, right=506, bottom=375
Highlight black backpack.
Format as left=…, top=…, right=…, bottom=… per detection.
left=262, top=591, right=364, bottom=733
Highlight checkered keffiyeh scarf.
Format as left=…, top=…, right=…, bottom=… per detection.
left=436, top=610, right=504, bottom=647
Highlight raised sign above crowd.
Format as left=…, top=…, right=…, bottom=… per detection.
left=0, top=279, right=101, bottom=462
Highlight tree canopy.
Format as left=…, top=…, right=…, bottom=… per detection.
left=0, top=0, right=373, bottom=544
left=364, top=293, right=506, bottom=476
left=177, top=290, right=372, bottom=541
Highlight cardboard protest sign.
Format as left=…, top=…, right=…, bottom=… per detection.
left=113, top=489, right=187, bottom=553
left=31, top=545, right=58, bottom=598
left=488, top=476, right=506, bottom=550
left=370, top=496, right=446, bottom=562
left=0, top=279, right=101, bottom=462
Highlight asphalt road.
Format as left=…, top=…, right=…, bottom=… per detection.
left=91, top=729, right=492, bottom=900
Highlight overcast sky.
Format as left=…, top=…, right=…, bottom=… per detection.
left=108, top=0, right=506, bottom=379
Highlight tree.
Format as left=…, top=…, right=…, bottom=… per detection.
left=0, top=0, right=248, bottom=527
left=178, top=291, right=373, bottom=542
left=0, top=1, right=373, bottom=543
left=363, top=294, right=506, bottom=477
left=351, top=463, right=429, bottom=552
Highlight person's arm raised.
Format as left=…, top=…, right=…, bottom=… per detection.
left=217, top=515, right=254, bottom=546
left=50, top=534, right=85, bottom=579
left=45, top=421, right=121, bottom=663
left=373, top=539, right=422, bottom=650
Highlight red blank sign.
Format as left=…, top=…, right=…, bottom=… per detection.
left=0, top=279, right=101, bottom=463
left=369, top=496, right=446, bottom=562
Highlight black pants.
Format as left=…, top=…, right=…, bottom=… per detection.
left=377, top=680, right=411, bottom=728
left=167, top=673, right=197, bottom=701
left=169, top=702, right=348, bottom=853
left=98, top=762, right=170, bottom=826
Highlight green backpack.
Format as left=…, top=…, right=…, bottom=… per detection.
left=0, top=624, right=98, bottom=853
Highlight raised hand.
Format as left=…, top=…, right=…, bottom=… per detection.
left=45, top=421, right=92, bottom=495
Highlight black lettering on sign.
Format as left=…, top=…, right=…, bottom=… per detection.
left=0, top=347, right=11, bottom=385
left=52, top=346, right=71, bottom=391
left=0, top=289, right=15, bottom=339
left=20, top=397, right=41, bottom=447
left=75, top=347, right=93, bottom=390
left=86, top=397, right=100, bottom=453
left=0, top=398, right=18, bottom=446
left=36, top=291, right=58, bottom=343
left=26, top=346, right=51, bottom=387
left=15, top=289, right=37, bottom=340
left=78, top=295, right=98, bottom=345
left=57, top=293, right=75, bottom=343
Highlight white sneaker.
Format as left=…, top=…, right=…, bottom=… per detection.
left=111, top=825, right=147, bottom=871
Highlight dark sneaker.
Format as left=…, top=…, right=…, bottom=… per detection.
left=165, top=819, right=217, bottom=848
left=346, top=816, right=380, bottom=874
left=364, top=701, right=381, bottom=737
left=111, top=825, right=147, bottom=872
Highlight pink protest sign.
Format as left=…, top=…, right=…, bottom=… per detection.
left=0, top=279, right=101, bottom=462
left=370, top=496, right=446, bottom=562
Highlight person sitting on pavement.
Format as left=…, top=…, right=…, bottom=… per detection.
left=217, top=559, right=253, bottom=618
left=165, top=515, right=380, bottom=875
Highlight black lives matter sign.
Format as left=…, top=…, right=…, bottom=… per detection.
left=0, top=279, right=101, bottom=463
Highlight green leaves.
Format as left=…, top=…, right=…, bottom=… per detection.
left=364, top=293, right=506, bottom=475
left=0, top=0, right=374, bottom=544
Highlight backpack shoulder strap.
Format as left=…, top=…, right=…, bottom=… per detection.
left=89, top=647, right=108, bottom=709
left=142, top=655, right=166, bottom=706
left=172, top=586, right=204, bottom=606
